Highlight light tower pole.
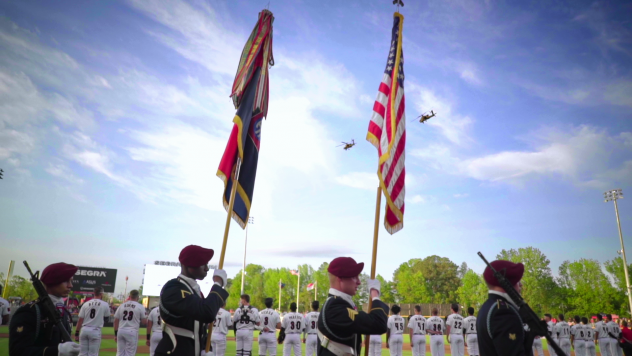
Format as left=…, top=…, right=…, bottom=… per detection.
left=604, top=189, right=632, bottom=317
left=241, top=216, right=254, bottom=295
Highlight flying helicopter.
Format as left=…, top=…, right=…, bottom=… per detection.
left=337, top=140, right=356, bottom=151
left=416, top=110, right=436, bottom=124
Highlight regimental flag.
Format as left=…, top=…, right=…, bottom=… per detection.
left=366, top=13, right=406, bottom=235
left=306, top=282, right=315, bottom=291
left=217, top=10, right=275, bottom=229
left=290, top=270, right=300, bottom=276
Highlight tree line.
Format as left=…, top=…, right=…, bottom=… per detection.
left=2, top=247, right=630, bottom=318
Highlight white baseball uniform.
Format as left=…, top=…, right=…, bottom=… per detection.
left=233, top=306, right=261, bottom=356
left=259, top=308, right=281, bottom=356
left=462, top=316, right=478, bottom=356
left=368, top=335, right=382, bottom=356
left=114, top=301, right=147, bottom=356
left=555, top=321, right=571, bottom=356
left=584, top=324, right=596, bottom=356
left=212, top=308, right=232, bottom=356
left=387, top=315, right=405, bottom=356
left=303, top=311, right=319, bottom=356
left=547, top=321, right=557, bottom=356
left=78, top=298, right=111, bottom=356
left=595, top=320, right=612, bottom=356
left=147, top=307, right=163, bottom=356
left=446, top=314, right=464, bottom=356
left=408, top=315, right=427, bottom=356
left=571, top=323, right=586, bottom=356
left=0, top=296, right=11, bottom=325
left=426, top=316, right=445, bottom=356
left=282, top=312, right=304, bottom=356
left=608, top=321, right=622, bottom=356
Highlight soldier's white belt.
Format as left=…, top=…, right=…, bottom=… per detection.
left=162, top=322, right=200, bottom=356
left=317, top=330, right=355, bottom=356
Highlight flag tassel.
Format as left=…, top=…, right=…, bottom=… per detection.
left=206, top=157, right=242, bottom=353
left=363, top=186, right=382, bottom=356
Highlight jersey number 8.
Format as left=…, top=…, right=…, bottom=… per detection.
left=90, top=309, right=96, bottom=318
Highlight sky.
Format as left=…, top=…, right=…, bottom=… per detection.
left=0, top=0, right=631, bottom=296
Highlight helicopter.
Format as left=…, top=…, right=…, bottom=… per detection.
left=416, top=110, right=436, bottom=124
left=337, top=140, right=356, bottom=150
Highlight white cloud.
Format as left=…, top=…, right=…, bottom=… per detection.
left=453, top=193, right=469, bottom=198
left=335, top=172, right=378, bottom=191
left=410, top=195, right=427, bottom=204
left=46, top=163, right=85, bottom=185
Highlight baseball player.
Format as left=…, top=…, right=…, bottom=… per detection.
left=211, top=300, right=232, bottom=356
left=368, top=334, right=382, bottom=356
left=0, top=284, right=10, bottom=325
left=114, top=290, right=147, bottom=356
left=544, top=314, right=557, bottom=356
left=462, top=307, right=477, bottom=356
left=146, top=307, right=163, bottom=356
left=583, top=317, right=596, bottom=356
left=303, top=301, right=319, bottom=356
left=232, top=294, right=261, bottom=356
left=571, top=315, right=586, bottom=356
left=281, top=302, right=304, bottom=356
left=426, top=308, right=445, bottom=356
left=606, top=314, right=622, bottom=356
left=446, top=304, right=464, bottom=356
left=595, top=314, right=612, bottom=356
left=75, top=286, right=111, bottom=356
left=259, top=298, right=281, bottom=356
left=386, top=305, right=404, bottom=356
left=408, top=305, right=427, bottom=356
left=554, top=314, right=571, bottom=356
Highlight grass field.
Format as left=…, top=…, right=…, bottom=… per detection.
left=1, top=326, right=584, bottom=356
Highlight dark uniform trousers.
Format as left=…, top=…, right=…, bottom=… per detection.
left=156, top=278, right=229, bottom=356
left=476, top=293, right=529, bottom=356
left=317, top=295, right=389, bottom=356
left=9, top=300, right=73, bottom=356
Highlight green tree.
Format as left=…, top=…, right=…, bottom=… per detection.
left=558, top=259, right=622, bottom=316
left=394, top=267, right=430, bottom=303
left=604, top=257, right=632, bottom=293
left=393, top=256, right=461, bottom=303
left=376, top=274, right=396, bottom=303
left=456, top=270, right=487, bottom=309
left=497, top=247, right=558, bottom=314
left=8, top=275, right=37, bottom=301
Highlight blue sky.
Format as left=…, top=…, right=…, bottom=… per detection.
left=1, top=0, right=631, bottom=295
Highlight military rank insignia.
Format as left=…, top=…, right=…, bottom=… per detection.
left=347, top=308, right=358, bottom=321
left=509, top=333, right=516, bottom=340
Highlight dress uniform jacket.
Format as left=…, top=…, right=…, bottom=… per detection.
left=317, top=294, right=388, bottom=356
left=156, top=277, right=229, bottom=356
left=476, top=293, right=528, bottom=356
left=9, top=300, right=73, bottom=356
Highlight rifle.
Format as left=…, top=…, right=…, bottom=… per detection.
left=23, top=261, right=73, bottom=342
left=477, top=252, right=567, bottom=356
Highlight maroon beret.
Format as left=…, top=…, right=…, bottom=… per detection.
left=179, top=245, right=214, bottom=267
left=328, top=257, right=364, bottom=278
left=41, top=263, right=78, bottom=286
left=483, top=260, right=524, bottom=287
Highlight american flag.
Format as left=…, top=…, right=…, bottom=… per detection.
left=290, top=270, right=300, bottom=276
left=366, top=13, right=406, bottom=235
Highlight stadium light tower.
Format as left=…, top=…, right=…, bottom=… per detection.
left=604, top=189, right=632, bottom=317
left=241, top=216, right=254, bottom=295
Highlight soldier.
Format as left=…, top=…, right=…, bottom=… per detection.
left=426, top=308, right=445, bottom=356
left=386, top=305, right=404, bottom=356
left=462, top=307, right=478, bottom=356
left=146, top=307, right=163, bottom=356
left=259, top=298, right=281, bottom=356
left=75, top=286, right=111, bottom=356
left=446, top=304, right=464, bottom=356
left=571, top=315, right=586, bottom=356
left=316, top=257, right=388, bottom=356
left=555, top=314, right=571, bottom=356
left=407, top=305, right=427, bottom=356
left=232, top=294, right=261, bottom=356
left=544, top=314, right=557, bottom=356
left=9, top=262, right=81, bottom=356
left=281, top=302, right=303, bottom=356
left=476, top=259, right=531, bottom=356
left=583, top=317, right=596, bottom=356
left=155, top=245, right=229, bottom=356
left=596, top=314, right=612, bottom=356
left=211, top=300, right=232, bottom=356
left=303, top=301, right=319, bottom=356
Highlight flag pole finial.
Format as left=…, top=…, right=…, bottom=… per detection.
left=392, top=0, right=404, bottom=12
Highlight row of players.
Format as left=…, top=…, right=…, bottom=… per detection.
left=543, top=313, right=627, bottom=356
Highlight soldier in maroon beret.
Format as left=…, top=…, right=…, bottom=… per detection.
left=476, top=259, right=529, bottom=356
left=316, top=257, right=389, bottom=356
left=10, top=262, right=81, bottom=356
left=155, top=245, right=229, bottom=356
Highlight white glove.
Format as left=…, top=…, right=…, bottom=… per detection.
left=58, top=342, right=80, bottom=356
left=213, top=269, right=227, bottom=287
left=201, top=351, right=214, bottom=356
left=367, top=279, right=381, bottom=296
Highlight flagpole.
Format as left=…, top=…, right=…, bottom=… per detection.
left=314, top=281, right=317, bottom=301
left=206, top=158, right=242, bottom=353
left=279, top=278, right=282, bottom=311
left=297, top=270, right=300, bottom=313
left=363, top=186, right=382, bottom=356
